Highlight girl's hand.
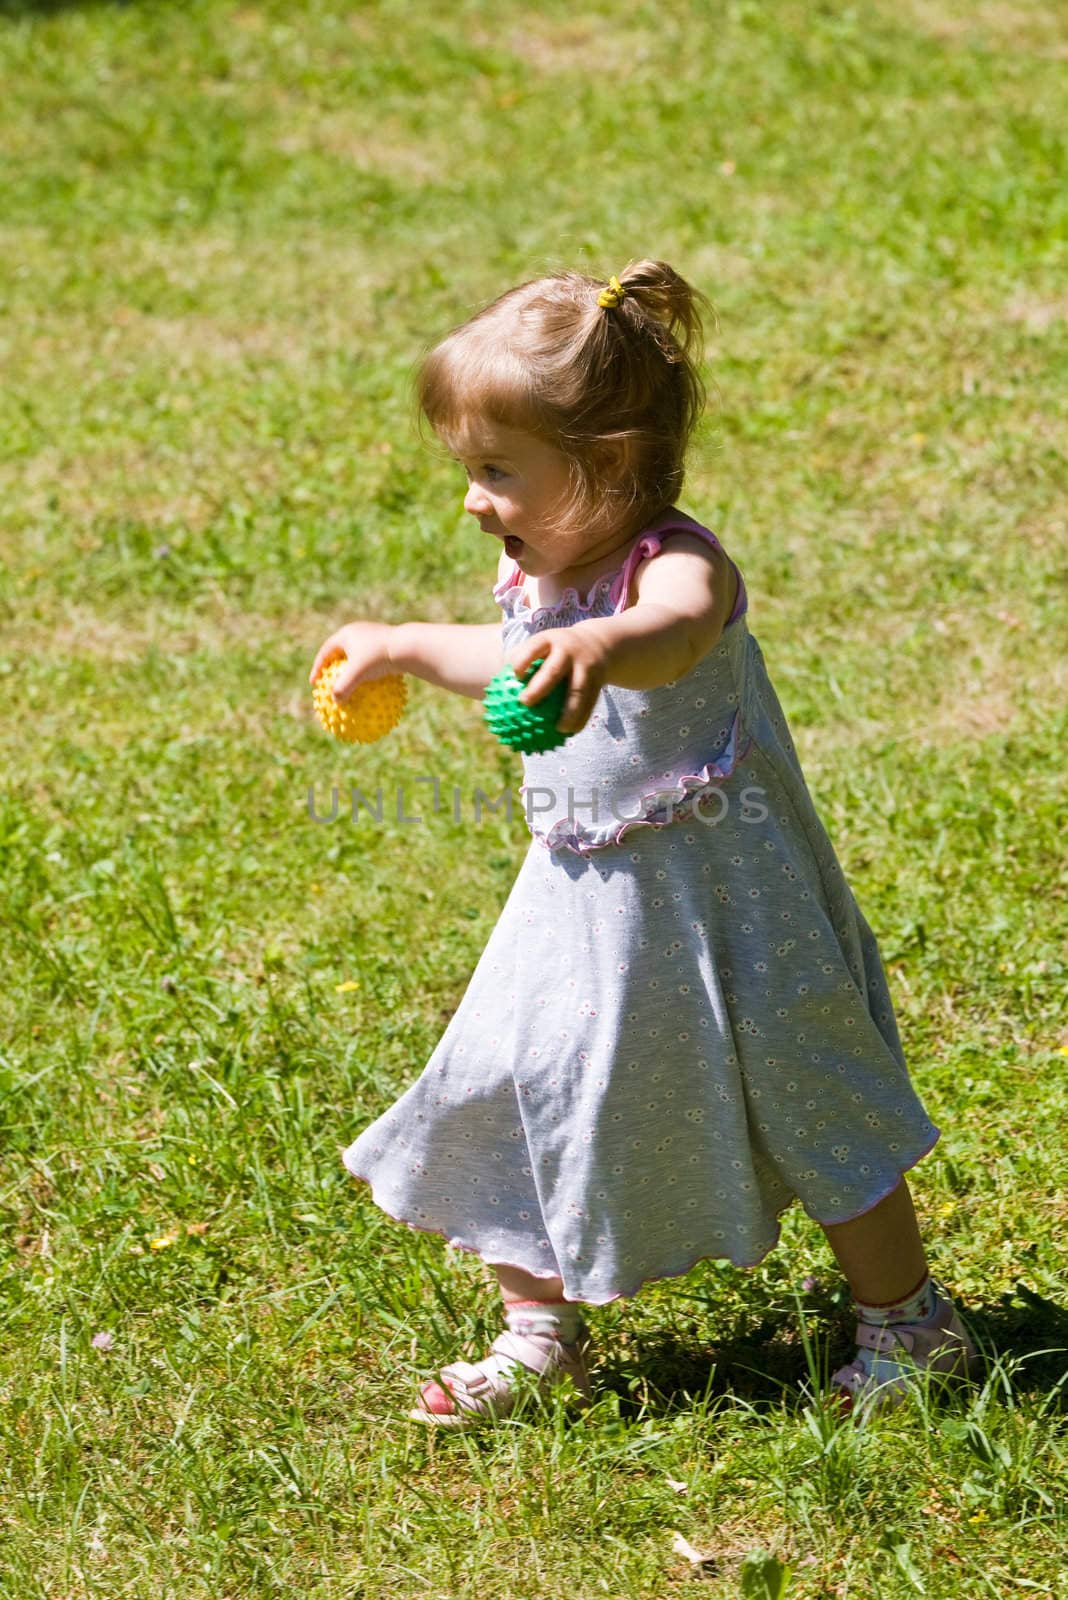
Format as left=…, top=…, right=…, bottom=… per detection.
left=309, top=621, right=398, bottom=701
left=505, top=625, right=611, bottom=736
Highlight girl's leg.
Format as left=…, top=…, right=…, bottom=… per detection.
left=495, top=1263, right=566, bottom=1304
left=821, top=1177, right=928, bottom=1303
left=819, top=1177, right=976, bottom=1406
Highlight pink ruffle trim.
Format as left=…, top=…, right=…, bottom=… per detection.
left=490, top=513, right=748, bottom=630
left=491, top=567, right=621, bottom=627
left=521, top=713, right=751, bottom=855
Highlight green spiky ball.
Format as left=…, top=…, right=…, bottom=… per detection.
left=483, top=658, right=570, bottom=754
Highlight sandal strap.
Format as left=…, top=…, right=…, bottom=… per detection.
left=493, top=1328, right=587, bottom=1372
left=832, top=1357, right=871, bottom=1397
left=855, top=1321, right=917, bottom=1356
left=434, top=1331, right=587, bottom=1418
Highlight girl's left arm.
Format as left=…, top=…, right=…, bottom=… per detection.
left=506, top=535, right=737, bottom=735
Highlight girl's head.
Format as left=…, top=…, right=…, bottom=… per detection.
left=417, top=260, right=710, bottom=565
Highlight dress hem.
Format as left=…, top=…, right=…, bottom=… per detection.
left=341, top=1126, right=941, bottom=1306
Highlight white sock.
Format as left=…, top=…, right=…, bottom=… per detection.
left=504, top=1299, right=585, bottom=1346
left=855, top=1271, right=937, bottom=1328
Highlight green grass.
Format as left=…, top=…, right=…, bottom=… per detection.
left=1, top=0, right=1066, bottom=1593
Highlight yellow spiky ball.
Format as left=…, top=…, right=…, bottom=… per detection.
left=312, top=659, right=408, bottom=744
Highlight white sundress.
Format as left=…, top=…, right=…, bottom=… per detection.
left=341, top=508, right=939, bottom=1305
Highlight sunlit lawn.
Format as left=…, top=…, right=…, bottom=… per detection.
left=1, top=0, right=1066, bottom=1593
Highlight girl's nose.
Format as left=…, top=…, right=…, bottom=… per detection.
left=464, top=480, right=492, bottom=516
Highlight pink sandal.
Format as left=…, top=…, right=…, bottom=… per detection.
left=410, top=1324, right=595, bottom=1429
left=831, top=1293, right=978, bottom=1413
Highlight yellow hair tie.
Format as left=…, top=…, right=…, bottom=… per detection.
left=598, top=274, right=626, bottom=310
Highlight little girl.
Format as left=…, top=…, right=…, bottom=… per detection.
left=311, top=260, right=976, bottom=1427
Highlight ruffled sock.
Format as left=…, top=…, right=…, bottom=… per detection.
left=503, top=1298, right=586, bottom=1349
left=850, top=1270, right=940, bottom=1385
left=856, top=1272, right=937, bottom=1326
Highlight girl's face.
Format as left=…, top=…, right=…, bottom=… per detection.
left=451, top=420, right=626, bottom=578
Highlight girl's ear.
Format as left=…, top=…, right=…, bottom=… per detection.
left=596, top=437, right=634, bottom=490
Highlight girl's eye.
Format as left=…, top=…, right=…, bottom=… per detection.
left=484, top=465, right=505, bottom=482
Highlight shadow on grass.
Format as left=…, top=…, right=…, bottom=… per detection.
left=590, top=1283, right=1068, bottom=1420
left=594, top=1318, right=829, bottom=1419
left=967, top=1284, right=1068, bottom=1401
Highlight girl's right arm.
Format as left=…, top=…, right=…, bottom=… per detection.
left=390, top=620, right=505, bottom=699
left=309, top=619, right=505, bottom=703
left=311, top=552, right=514, bottom=703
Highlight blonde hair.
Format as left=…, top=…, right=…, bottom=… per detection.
left=416, top=259, right=710, bottom=542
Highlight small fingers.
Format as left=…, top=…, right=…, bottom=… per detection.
left=330, top=664, right=359, bottom=702
left=509, top=637, right=562, bottom=702
left=557, top=677, right=595, bottom=733
left=509, top=641, right=597, bottom=732
left=514, top=645, right=566, bottom=704
left=517, top=666, right=559, bottom=706
left=521, top=677, right=594, bottom=736
left=309, top=642, right=343, bottom=685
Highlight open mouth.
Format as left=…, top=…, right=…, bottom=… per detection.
left=504, top=536, right=524, bottom=556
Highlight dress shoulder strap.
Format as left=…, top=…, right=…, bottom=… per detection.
left=492, top=560, right=524, bottom=598
left=609, top=509, right=748, bottom=624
